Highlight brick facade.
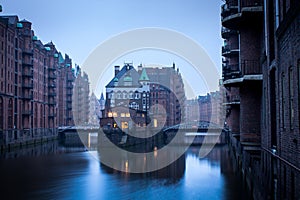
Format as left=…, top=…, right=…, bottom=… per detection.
left=221, top=0, right=300, bottom=199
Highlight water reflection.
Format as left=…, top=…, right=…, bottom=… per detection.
left=0, top=133, right=250, bottom=200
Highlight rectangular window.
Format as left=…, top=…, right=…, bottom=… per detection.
left=289, top=67, right=294, bottom=129
left=298, top=60, right=300, bottom=130
left=281, top=73, right=285, bottom=129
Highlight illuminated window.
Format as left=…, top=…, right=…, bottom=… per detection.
left=125, top=113, right=130, bottom=117
left=153, top=119, right=157, bottom=128
left=108, top=112, right=113, bottom=117
left=113, top=112, right=118, bottom=117
left=121, top=113, right=125, bottom=117
left=121, top=121, right=128, bottom=129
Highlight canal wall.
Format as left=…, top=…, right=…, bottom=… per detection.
left=0, top=128, right=58, bottom=152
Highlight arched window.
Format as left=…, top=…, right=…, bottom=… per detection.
left=40, top=105, right=43, bottom=128
left=0, top=97, right=3, bottom=130
left=8, top=98, right=13, bottom=129
left=34, top=103, right=38, bottom=128
left=123, top=91, right=127, bottom=99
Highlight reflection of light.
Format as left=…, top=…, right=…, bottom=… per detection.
left=125, top=161, right=129, bottom=172
left=154, top=146, right=157, bottom=157
left=88, top=133, right=90, bottom=148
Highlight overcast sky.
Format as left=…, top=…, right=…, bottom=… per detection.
left=1, top=0, right=223, bottom=98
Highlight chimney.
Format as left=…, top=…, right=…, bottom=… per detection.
left=115, top=66, right=120, bottom=76
left=138, top=63, right=142, bottom=73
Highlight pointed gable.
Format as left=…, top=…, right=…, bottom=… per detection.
left=139, top=68, right=150, bottom=81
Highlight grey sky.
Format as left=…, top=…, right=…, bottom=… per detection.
left=1, top=0, right=223, bottom=97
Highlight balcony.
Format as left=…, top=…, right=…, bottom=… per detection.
left=22, top=60, right=33, bottom=66
left=48, top=92, right=56, bottom=96
left=48, top=83, right=56, bottom=88
left=48, top=73, right=56, bottom=79
left=22, top=94, right=33, bottom=100
left=22, top=83, right=33, bottom=89
left=22, top=109, right=32, bottom=115
left=241, top=59, right=262, bottom=75
left=22, top=71, right=33, bottom=77
left=66, top=104, right=72, bottom=110
left=48, top=67, right=56, bottom=71
left=223, top=94, right=240, bottom=106
left=48, top=113, right=56, bottom=118
left=222, top=45, right=239, bottom=57
left=22, top=49, right=33, bottom=55
left=223, top=60, right=262, bottom=86
left=221, top=27, right=238, bottom=39
left=48, top=100, right=57, bottom=105
left=222, top=0, right=263, bottom=30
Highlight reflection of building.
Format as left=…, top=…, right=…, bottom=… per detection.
left=100, top=63, right=185, bottom=130
left=73, top=66, right=90, bottom=126
left=221, top=0, right=300, bottom=199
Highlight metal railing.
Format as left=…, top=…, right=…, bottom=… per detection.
left=241, top=0, right=263, bottom=7
left=222, top=45, right=239, bottom=55
left=241, top=59, right=261, bottom=75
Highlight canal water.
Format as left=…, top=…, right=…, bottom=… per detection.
left=0, top=133, right=251, bottom=200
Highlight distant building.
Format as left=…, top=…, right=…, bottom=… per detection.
left=57, top=53, right=75, bottom=127
left=185, top=90, right=224, bottom=126
left=185, top=98, right=199, bottom=122
left=89, top=92, right=100, bottom=126
left=72, top=66, right=90, bottom=126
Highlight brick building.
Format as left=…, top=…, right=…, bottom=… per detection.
left=100, top=63, right=185, bottom=131
left=72, top=66, right=90, bottom=126
left=221, top=0, right=300, bottom=199
left=185, top=89, right=224, bottom=127
left=57, top=53, right=75, bottom=127
left=0, top=16, right=60, bottom=147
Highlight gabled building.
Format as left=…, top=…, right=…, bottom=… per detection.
left=100, top=63, right=150, bottom=131
left=100, top=63, right=185, bottom=131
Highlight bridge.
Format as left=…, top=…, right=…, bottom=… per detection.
left=162, top=121, right=223, bottom=133
left=162, top=121, right=226, bottom=145
left=58, top=125, right=99, bottom=133
left=59, top=121, right=227, bottom=146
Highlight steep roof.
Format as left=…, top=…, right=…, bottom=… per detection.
left=139, top=68, right=150, bottom=81
left=100, top=92, right=105, bottom=100
left=58, top=52, right=64, bottom=64
left=106, top=64, right=141, bottom=88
